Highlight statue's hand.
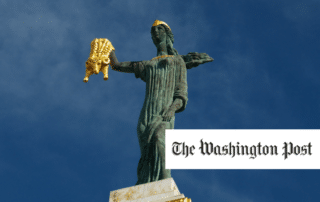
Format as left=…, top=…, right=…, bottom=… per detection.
left=109, top=50, right=117, bottom=69
left=162, top=109, right=175, bottom=122
left=160, top=106, right=175, bottom=122
left=183, top=52, right=214, bottom=69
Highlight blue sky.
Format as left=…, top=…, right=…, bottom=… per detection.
left=0, top=0, right=320, bottom=201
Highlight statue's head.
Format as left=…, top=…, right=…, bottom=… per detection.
left=151, top=20, right=171, bottom=45
left=151, top=20, right=178, bottom=55
left=151, top=24, right=167, bottom=46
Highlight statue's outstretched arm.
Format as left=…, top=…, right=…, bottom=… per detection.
left=182, top=52, right=214, bottom=69
left=109, top=50, right=135, bottom=73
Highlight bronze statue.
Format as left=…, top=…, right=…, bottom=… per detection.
left=84, top=20, right=213, bottom=185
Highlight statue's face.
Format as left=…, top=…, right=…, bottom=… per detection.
left=151, top=25, right=166, bottom=45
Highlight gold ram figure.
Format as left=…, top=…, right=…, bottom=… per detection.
left=84, top=38, right=115, bottom=83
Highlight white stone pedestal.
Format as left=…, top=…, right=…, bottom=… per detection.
left=109, top=178, right=191, bottom=202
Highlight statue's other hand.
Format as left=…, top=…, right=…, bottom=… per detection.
left=183, top=52, right=214, bottom=69
left=187, top=52, right=213, bottom=63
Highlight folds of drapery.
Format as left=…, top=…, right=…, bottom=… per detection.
left=133, top=55, right=188, bottom=185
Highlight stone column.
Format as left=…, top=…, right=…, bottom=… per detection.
left=109, top=178, right=191, bottom=202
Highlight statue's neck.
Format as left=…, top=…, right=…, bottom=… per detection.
left=156, top=41, right=168, bottom=56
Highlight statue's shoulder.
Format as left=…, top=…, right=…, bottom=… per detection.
left=178, top=54, right=192, bottom=69
left=175, top=55, right=186, bottom=64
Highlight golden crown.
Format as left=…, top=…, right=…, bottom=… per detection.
left=152, top=19, right=171, bottom=31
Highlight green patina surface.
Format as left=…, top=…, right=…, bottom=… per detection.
left=109, top=23, right=214, bottom=185
left=134, top=55, right=187, bottom=185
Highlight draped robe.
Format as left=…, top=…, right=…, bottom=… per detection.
left=133, top=55, right=188, bottom=185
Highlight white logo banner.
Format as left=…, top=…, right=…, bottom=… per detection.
left=165, top=130, right=320, bottom=169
